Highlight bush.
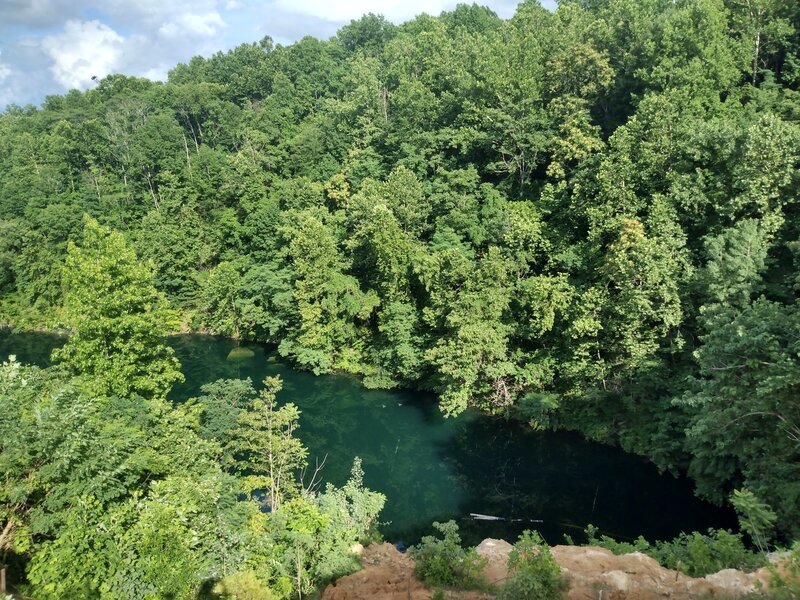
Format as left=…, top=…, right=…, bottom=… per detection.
left=651, top=530, right=766, bottom=577
left=584, top=525, right=766, bottom=577
left=212, top=571, right=279, bottom=600
left=497, top=530, right=567, bottom=600
left=411, top=521, right=486, bottom=589
left=585, top=524, right=651, bottom=555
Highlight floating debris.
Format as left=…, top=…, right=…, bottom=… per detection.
left=470, top=513, right=543, bottom=524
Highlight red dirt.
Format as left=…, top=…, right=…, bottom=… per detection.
left=322, top=538, right=785, bottom=600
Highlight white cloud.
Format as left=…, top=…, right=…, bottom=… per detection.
left=141, top=66, right=169, bottom=81
left=41, top=19, right=124, bottom=90
left=272, top=0, right=450, bottom=23
left=103, top=0, right=223, bottom=30
left=1, top=0, right=552, bottom=110
left=159, top=11, right=225, bottom=39
left=0, top=51, right=11, bottom=81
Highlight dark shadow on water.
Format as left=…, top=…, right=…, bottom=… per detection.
left=0, top=331, right=737, bottom=546
left=0, top=328, right=65, bottom=366
left=436, top=417, right=737, bottom=546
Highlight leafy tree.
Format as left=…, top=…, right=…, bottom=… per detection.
left=1, top=356, right=385, bottom=598
left=278, top=209, right=378, bottom=373
left=498, top=530, right=566, bottom=600
left=232, top=376, right=308, bottom=512
left=53, top=217, right=183, bottom=398
left=565, top=211, right=689, bottom=394
left=700, top=219, right=769, bottom=311
left=424, top=246, right=516, bottom=416
left=337, top=13, right=397, bottom=57
left=731, top=488, right=777, bottom=553
left=194, top=377, right=256, bottom=463
left=200, top=261, right=245, bottom=338
left=679, top=299, right=800, bottom=536
left=727, top=0, right=795, bottom=84
left=411, top=521, right=486, bottom=589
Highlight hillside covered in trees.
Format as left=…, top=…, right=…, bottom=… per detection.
left=1, top=0, right=799, bottom=547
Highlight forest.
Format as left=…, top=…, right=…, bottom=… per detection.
left=1, top=0, right=800, bottom=595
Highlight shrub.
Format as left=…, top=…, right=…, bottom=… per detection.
left=212, top=571, right=279, bottom=600
left=651, top=529, right=766, bottom=577
left=585, top=524, right=651, bottom=555
left=731, top=489, right=777, bottom=554
left=497, top=530, right=567, bottom=600
left=411, top=521, right=486, bottom=589
left=584, top=525, right=766, bottom=577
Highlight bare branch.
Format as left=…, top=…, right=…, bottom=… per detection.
left=301, top=454, right=328, bottom=498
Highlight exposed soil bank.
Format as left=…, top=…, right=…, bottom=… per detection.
left=323, top=539, right=786, bottom=600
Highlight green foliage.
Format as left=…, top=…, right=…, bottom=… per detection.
left=193, top=377, right=256, bottom=464
left=731, top=488, right=778, bottom=554
left=584, top=525, right=767, bottom=577
left=0, top=356, right=245, bottom=599
left=498, top=530, right=567, bottom=600
left=679, top=299, right=800, bottom=536
left=277, top=209, right=379, bottom=374
left=246, top=460, right=385, bottom=598
left=701, top=220, right=769, bottom=311
left=200, top=261, right=245, bottom=338
left=231, top=376, right=307, bottom=512
left=0, top=357, right=384, bottom=599
left=52, top=217, right=183, bottom=399
left=650, top=530, right=767, bottom=577
left=2, top=0, right=800, bottom=548
left=213, top=571, right=279, bottom=600
left=292, top=459, right=385, bottom=584
left=411, top=521, right=486, bottom=589
left=584, top=524, right=652, bottom=556
left=317, top=457, right=386, bottom=545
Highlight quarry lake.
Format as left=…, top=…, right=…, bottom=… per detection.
left=0, top=330, right=736, bottom=546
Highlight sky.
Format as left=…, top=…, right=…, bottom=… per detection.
left=0, top=0, right=556, bottom=111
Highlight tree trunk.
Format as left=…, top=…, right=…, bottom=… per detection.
left=182, top=132, right=193, bottom=179
left=380, top=87, right=389, bottom=123
left=752, top=28, right=761, bottom=85
left=144, top=169, right=159, bottom=210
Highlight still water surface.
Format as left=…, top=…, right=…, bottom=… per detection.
left=1, top=330, right=736, bottom=546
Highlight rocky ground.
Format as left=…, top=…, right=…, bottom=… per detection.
left=322, top=539, right=782, bottom=600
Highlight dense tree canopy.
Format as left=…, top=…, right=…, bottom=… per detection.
left=1, top=0, right=799, bottom=559
left=0, top=220, right=384, bottom=598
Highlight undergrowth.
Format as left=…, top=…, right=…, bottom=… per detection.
left=410, top=521, right=487, bottom=590
left=581, top=525, right=767, bottom=577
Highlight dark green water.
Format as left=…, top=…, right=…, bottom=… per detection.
left=0, top=330, right=736, bottom=546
